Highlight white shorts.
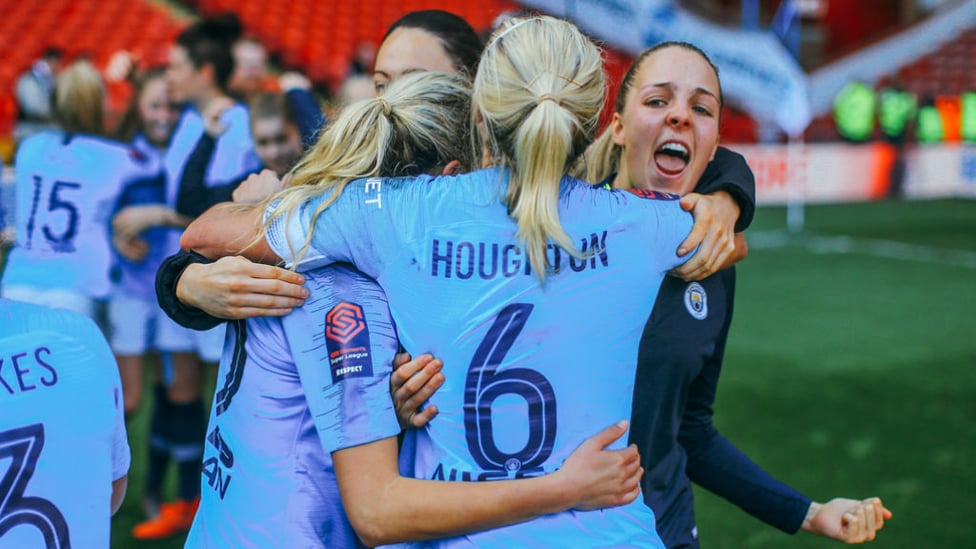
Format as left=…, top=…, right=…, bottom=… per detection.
left=1, top=285, right=95, bottom=320
left=108, top=292, right=162, bottom=355
left=156, top=313, right=225, bottom=363
left=108, top=291, right=225, bottom=361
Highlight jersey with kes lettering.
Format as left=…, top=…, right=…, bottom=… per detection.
left=0, top=299, right=129, bottom=549
left=267, top=167, right=693, bottom=548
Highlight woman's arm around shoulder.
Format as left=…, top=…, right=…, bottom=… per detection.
left=180, top=200, right=279, bottom=263
left=333, top=421, right=643, bottom=547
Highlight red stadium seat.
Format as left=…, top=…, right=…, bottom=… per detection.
left=0, top=0, right=188, bottom=146
left=188, top=0, right=518, bottom=95
left=882, top=24, right=976, bottom=100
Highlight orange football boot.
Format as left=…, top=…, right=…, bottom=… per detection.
left=131, top=496, right=200, bottom=540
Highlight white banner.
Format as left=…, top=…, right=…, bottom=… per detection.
left=521, top=0, right=812, bottom=137
left=735, top=143, right=892, bottom=205
left=903, top=144, right=976, bottom=199
left=731, top=142, right=976, bottom=205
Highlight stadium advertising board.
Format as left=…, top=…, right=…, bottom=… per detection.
left=735, top=143, right=976, bottom=204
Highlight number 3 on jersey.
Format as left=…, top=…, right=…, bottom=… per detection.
left=0, top=423, right=70, bottom=549
left=464, top=303, right=557, bottom=473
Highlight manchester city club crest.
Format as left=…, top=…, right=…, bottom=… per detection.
left=683, top=282, right=708, bottom=320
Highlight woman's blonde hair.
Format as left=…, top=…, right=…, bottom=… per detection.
left=265, top=71, right=472, bottom=261
left=54, top=60, right=106, bottom=136
left=473, top=16, right=605, bottom=280
left=575, top=129, right=617, bottom=185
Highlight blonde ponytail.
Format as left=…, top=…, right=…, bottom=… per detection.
left=260, top=71, right=472, bottom=263
left=54, top=60, right=106, bottom=136
left=473, top=16, right=605, bottom=280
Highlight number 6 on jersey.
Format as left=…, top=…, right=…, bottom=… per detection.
left=463, top=303, right=557, bottom=474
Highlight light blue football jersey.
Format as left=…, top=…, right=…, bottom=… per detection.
left=111, top=134, right=170, bottom=299
left=186, top=265, right=400, bottom=548
left=161, top=105, right=261, bottom=254
left=2, top=131, right=161, bottom=298
left=267, top=167, right=693, bottom=548
left=0, top=298, right=129, bottom=549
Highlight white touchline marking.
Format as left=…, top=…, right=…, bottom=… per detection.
left=749, top=231, right=976, bottom=269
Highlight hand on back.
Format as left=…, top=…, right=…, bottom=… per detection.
left=233, top=169, right=285, bottom=203
left=671, top=191, right=744, bottom=280
left=176, top=255, right=307, bottom=319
